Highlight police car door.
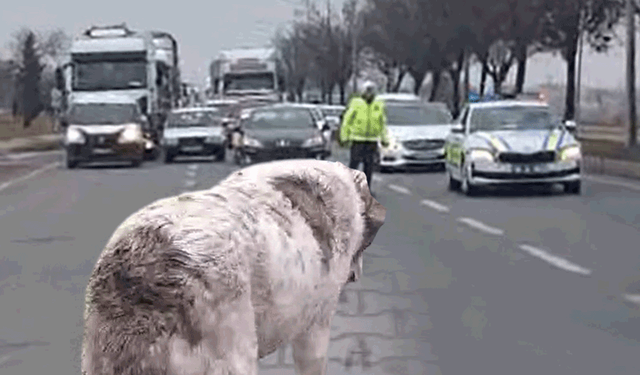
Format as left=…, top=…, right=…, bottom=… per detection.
left=446, top=105, right=469, bottom=170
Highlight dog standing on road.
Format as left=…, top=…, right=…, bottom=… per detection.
left=82, top=159, right=386, bottom=375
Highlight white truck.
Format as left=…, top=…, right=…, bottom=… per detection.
left=209, top=47, right=285, bottom=104
left=54, top=23, right=181, bottom=156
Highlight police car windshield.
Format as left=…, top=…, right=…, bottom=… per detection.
left=386, top=104, right=452, bottom=126
left=244, top=108, right=315, bottom=129
left=470, top=106, right=557, bottom=131
left=166, top=110, right=223, bottom=128
left=68, top=103, right=138, bottom=125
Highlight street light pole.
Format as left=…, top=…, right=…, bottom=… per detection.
left=576, top=11, right=584, bottom=136
left=626, top=0, right=637, bottom=147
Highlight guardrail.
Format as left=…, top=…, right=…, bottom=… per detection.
left=577, top=124, right=640, bottom=142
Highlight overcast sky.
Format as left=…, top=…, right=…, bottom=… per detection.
left=0, top=0, right=635, bottom=92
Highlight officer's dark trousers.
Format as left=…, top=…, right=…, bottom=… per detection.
left=349, top=141, right=378, bottom=191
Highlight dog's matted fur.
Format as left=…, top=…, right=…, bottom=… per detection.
left=82, top=159, right=386, bottom=375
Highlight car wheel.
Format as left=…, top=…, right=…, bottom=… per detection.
left=164, top=152, right=174, bottom=164
left=460, top=163, right=479, bottom=196
left=215, top=149, right=226, bottom=162
left=65, top=151, right=78, bottom=169
left=447, top=166, right=461, bottom=191
left=131, top=158, right=142, bottom=168
left=564, top=180, right=581, bottom=195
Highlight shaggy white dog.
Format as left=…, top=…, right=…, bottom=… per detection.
left=81, top=159, right=386, bottom=375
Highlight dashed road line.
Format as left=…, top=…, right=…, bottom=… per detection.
left=387, top=184, right=411, bottom=195
left=0, top=162, right=61, bottom=192
left=420, top=199, right=450, bottom=213
left=4, top=150, right=62, bottom=160
left=519, top=244, right=592, bottom=276
left=622, top=294, right=640, bottom=305
left=185, top=170, right=197, bottom=178
left=183, top=180, right=197, bottom=188
left=457, top=217, right=505, bottom=236
left=187, top=164, right=199, bottom=171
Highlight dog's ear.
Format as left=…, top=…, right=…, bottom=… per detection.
left=350, top=169, right=386, bottom=250
left=269, top=169, right=337, bottom=272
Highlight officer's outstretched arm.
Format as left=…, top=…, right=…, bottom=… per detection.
left=380, top=104, right=390, bottom=146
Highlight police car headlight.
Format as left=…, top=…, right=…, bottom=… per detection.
left=66, top=127, right=85, bottom=144
left=243, top=137, right=263, bottom=148
left=205, top=135, right=224, bottom=143
left=163, top=137, right=179, bottom=146
left=558, top=145, right=581, bottom=161
left=118, top=124, right=143, bottom=143
left=468, top=149, right=495, bottom=162
left=302, top=135, right=324, bottom=147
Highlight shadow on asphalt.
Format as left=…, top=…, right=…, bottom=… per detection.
left=468, top=185, right=572, bottom=199
left=379, top=165, right=447, bottom=174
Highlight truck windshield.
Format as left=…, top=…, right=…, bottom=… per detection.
left=68, top=104, right=139, bottom=125
left=224, top=72, right=274, bottom=91
left=72, top=54, right=147, bottom=91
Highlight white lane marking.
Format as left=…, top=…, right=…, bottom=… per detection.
left=4, top=150, right=62, bottom=160
left=456, top=217, right=505, bottom=236
left=187, top=164, right=199, bottom=171
left=371, top=174, right=385, bottom=183
left=584, top=175, right=640, bottom=192
left=387, top=184, right=411, bottom=195
left=420, top=199, right=450, bottom=213
left=622, top=294, right=640, bottom=305
left=183, top=180, right=197, bottom=188
left=0, top=162, right=60, bottom=192
left=519, top=244, right=592, bottom=276
left=185, top=170, right=197, bottom=178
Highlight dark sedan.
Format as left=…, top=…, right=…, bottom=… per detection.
left=233, top=104, right=331, bottom=165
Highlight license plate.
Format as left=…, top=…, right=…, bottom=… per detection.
left=411, top=151, right=439, bottom=160
left=512, top=164, right=545, bottom=173
left=93, top=148, right=113, bottom=154
left=181, top=145, right=203, bottom=152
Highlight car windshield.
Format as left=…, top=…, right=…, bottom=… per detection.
left=166, top=110, right=223, bottom=128
left=68, top=103, right=139, bottom=125
left=386, top=104, right=452, bottom=125
left=469, top=106, right=558, bottom=131
left=244, top=107, right=315, bottom=129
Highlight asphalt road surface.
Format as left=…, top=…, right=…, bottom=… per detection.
left=1, top=148, right=640, bottom=375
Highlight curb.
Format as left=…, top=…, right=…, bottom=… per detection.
left=0, top=135, right=63, bottom=154
left=583, top=155, right=640, bottom=180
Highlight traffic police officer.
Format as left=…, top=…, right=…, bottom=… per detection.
left=339, top=81, right=389, bottom=194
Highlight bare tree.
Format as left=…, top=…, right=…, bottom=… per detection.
left=538, top=0, right=623, bottom=120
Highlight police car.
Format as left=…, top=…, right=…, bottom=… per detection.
left=444, top=99, right=582, bottom=195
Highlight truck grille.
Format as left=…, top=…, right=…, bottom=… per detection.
left=402, top=139, right=445, bottom=151
left=498, top=151, right=556, bottom=164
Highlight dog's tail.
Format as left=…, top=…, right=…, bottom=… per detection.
left=82, top=224, right=206, bottom=375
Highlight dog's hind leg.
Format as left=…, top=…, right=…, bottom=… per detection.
left=169, top=289, right=259, bottom=375
left=291, top=323, right=333, bottom=375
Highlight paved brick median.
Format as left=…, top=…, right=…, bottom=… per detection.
left=258, top=244, right=435, bottom=374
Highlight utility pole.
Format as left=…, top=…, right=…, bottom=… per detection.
left=626, top=0, right=637, bottom=147
left=351, top=0, right=359, bottom=95
left=576, top=10, right=584, bottom=135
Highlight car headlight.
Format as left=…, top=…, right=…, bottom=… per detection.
left=468, top=149, right=495, bottom=162
left=163, top=137, right=179, bottom=146
left=66, top=127, right=85, bottom=144
left=205, top=135, right=224, bottom=143
left=118, top=124, right=143, bottom=143
left=380, top=135, right=401, bottom=153
left=302, top=135, right=324, bottom=147
left=243, top=137, right=263, bottom=148
left=558, top=145, right=581, bottom=161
